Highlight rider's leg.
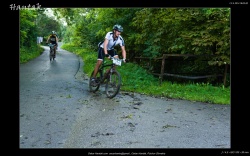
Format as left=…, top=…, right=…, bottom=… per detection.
left=91, top=60, right=102, bottom=86
left=92, top=48, right=105, bottom=79
left=92, top=60, right=102, bottom=78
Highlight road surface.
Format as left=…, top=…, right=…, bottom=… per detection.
left=19, top=44, right=230, bottom=150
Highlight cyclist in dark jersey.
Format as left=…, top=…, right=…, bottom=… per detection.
left=91, top=24, right=127, bottom=85
left=46, top=31, right=58, bottom=57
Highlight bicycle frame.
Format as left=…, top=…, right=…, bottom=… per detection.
left=48, top=43, right=56, bottom=51
left=98, top=60, right=116, bottom=83
left=89, top=56, right=123, bottom=98
left=48, top=43, right=56, bottom=61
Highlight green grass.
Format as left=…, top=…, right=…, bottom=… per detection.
left=20, top=44, right=44, bottom=64
left=20, top=43, right=230, bottom=105
left=61, top=43, right=230, bottom=105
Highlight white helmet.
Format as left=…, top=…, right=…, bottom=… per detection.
left=113, top=24, right=123, bottom=32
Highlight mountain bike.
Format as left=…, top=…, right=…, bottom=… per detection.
left=48, top=43, right=56, bottom=61
left=89, top=56, right=123, bottom=98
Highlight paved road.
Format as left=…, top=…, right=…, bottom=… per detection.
left=19, top=44, right=230, bottom=150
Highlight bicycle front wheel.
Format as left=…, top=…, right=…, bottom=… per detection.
left=105, top=71, right=121, bottom=98
left=49, top=49, right=53, bottom=61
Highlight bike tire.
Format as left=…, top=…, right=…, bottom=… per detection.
left=89, top=70, right=101, bottom=92
left=49, top=49, right=53, bottom=61
left=53, top=49, right=56, bottom=60
left=105, top=71, right=121, bottom=98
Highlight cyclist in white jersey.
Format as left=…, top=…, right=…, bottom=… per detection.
left=91, top=24, right=127, bottom=85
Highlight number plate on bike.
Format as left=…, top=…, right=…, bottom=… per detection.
left=113, top=58, right=122, bottom=66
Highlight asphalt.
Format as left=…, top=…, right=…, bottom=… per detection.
left=19, top=43, right=231, bottom=153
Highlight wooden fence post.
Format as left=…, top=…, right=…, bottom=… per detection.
left=159, top=54, right=166, bottom=85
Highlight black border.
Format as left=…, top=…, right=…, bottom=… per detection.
left=12, top=0, right=249, bottom=155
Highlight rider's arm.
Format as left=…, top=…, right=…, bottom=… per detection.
left=46, top=36, right=50, bottom=43
left=103, top=38, right=109, bottom=55
left=121, top=46, right=126, bottom=62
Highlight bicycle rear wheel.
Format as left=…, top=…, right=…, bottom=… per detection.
left=89, top=70, right=101, bottom=92
left=105, top=71, right=121, bottom=98
left=53, top=49, right=56, bottom=60
left=49, top=49, right=53, bottom=61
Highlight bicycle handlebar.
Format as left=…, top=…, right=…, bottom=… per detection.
left=48, top=43, right=56, bottom=46
left=106, top=55, right=126, bottom=62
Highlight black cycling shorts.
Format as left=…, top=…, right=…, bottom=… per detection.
left=97, top=48, right=118, bottom=61
left=50, top=42, right=57, bottom=46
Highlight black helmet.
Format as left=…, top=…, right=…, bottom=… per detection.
left=113, top=24, right=123, bottom=32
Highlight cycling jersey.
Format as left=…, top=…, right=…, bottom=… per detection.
left=100, top=32, right=125, bottom=50
left=48, top=35, right=57, bottom=44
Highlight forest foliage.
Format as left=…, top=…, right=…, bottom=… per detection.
left=20, top=8, right=230, bottom=85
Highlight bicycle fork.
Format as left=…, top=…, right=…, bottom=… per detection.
left=107, top=69, right=118, bottom=86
